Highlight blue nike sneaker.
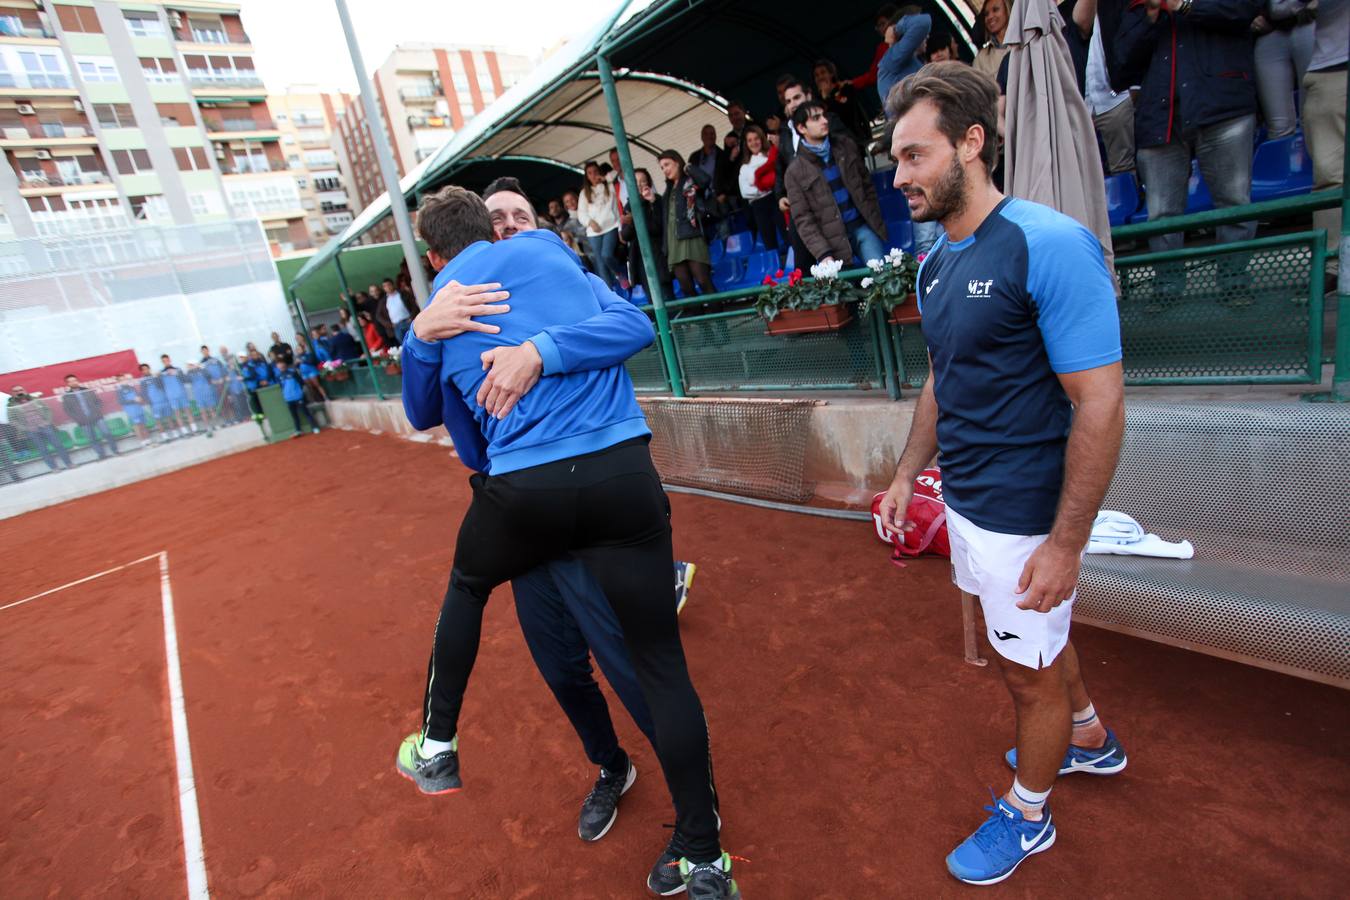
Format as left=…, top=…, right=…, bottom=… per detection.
left=946, top=794, right=1056, bottom=885
left=1005, top=728, right=1128, bottom=776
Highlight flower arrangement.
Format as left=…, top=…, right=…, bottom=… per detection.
left=319, top=359, right=350, bottom=381
left=754, top=259, right=860, bottom=322
left=320, top=359, right=345, bottom=371
left=858, top=248, right=922, bottom=319
left=753, top=267, right=804, bottom=322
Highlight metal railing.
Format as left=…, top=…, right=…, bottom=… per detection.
left=19, top=171, right=113, bottom=187
left=207, top=118, right=275, bottom=133
left=187, top=70, right=264, bottom=88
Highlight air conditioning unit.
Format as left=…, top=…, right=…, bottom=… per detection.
left=72, top=99, right=84, bottom=112
left=35, top=149, right=51, bottom=159
left=16, top=104, right=35, bottom=115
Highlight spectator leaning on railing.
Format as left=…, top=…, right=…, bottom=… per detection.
left=7, top=386, right=72, bottom=471
left=61, top=374, right=119, bottom=459
left=1117, top=0, right=1261, bottom=267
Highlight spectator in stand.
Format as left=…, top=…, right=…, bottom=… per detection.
left=275, top=359, right=320, bottom=435
left=337, top=306, right=361, bottom=343
left=726, top=100, right=751, bottom=166
left=577, top=161, right=624, bottom=288
left=558, top=190, right=595, bottom=270
left=358, top=309, right=388, bottom=353
left=1253, top=0, right=1316, bottom=139
left=657, top=149, right=718, bottom=296
left=1067, top=0, right=1137, bottom=175
left=974, top=0, right=1013, bottom=80
left=327, top=322, right=362, bottom=361
left=295, top=332, right=328, bottom=401
left=1302, top=0, right=1345, bottom=279
left=738, top=124, right=784, bottom=261
left=925, top=31, right=963, bottom=63
left=1118, top=0, right=1261, bottom=270
left=160, top=355, right=198, bottom=436
left=308, top=326, right=332, bottom=363
left=268, top=331, right=294, bottom=366
left=777, top=77, right=850, bottom=270
left=688, top=123, right=738, bottom=237
left=815, top=58, right=873, bottom=147
left=139, top=363, right=173, bottom=441
left=382, top=276, right=419, bottom=344
left=240, top=349, right=275, bottom=418
left=607, top=147, right=631, bottom=212
left=877, top=6, right=934, bottom=110
left=849, top=5, right=901, bottom=94
left=186, top=364, right=218, bottom=434
left=543, top=197, right=569, bottom=231
left=62, top=374, right=119, bottom=458
left=785, top=100, right=888, bottom=266
left=115, top=375, right=152, bottom=447
left=9, top=386, right=72, bottom=470
left=622, top=167, right=674, bottom=299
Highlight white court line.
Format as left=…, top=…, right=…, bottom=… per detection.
left=1, top=551, right=210, bottom=899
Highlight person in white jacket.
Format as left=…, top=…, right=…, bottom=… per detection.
left=576, top=160, right=622, bottom=288
left=736, top=124, right=782, bottom=259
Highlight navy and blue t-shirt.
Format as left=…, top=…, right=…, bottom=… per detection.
left=916, top=197, right=1121, bottom=535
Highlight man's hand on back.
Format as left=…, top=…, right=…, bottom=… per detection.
left=477, top=342, right=543, bottom=419
left=411, top=281, right=511, bottom=342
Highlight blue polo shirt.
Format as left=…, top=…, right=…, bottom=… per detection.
left=916, top=197, right=1121, bottom=535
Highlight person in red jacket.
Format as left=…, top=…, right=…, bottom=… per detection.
left=358, top=310, right=387, bottom=353
left=736, top=124, right=783, bottom=262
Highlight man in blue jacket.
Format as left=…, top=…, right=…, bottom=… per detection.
left=397, top=185, right=739, bottom=898
left=274, top=359, right=319, bottom=435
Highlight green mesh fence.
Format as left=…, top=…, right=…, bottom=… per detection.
left=625, top=340, right=670, bottom=392
left=665, top=308, right=886, bottom=392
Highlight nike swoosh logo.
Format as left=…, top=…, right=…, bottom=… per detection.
left=1068, top=750, right=1116, bottom=769
left=1020, top=819, right=1051, bottom=851
left=926, top=277, right=940, bottom=293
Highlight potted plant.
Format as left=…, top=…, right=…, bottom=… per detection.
left=383, top=345, right=402, bottom=376
left=755, top=259, right=858, bottom=335
left=320, top=359, right=350, bottom=382
left=859, top=248, right=922, bottom=324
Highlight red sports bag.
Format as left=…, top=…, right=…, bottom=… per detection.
left=871, top=467, right=950, bottom=560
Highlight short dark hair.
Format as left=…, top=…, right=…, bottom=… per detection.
left=774, top=73, right=796, bottom=91
left=876, top=3, right=899, bottom=20
left=160, top=353, right=169, bottom=360
left=812, top=59, right=839, bottom=79
left=416, top=186, right=493, bottom=260
left=727, top=99, right=746, bottom=112
left=781, top=76, right=805, bottom=94
left=791, top=99, right=827, bottom=133
left=483, top=175, right=538, bottom=223
left=886, top=62, right=1000, bottom=174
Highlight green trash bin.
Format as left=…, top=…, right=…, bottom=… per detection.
left=257, top=384, right=296, bottom=442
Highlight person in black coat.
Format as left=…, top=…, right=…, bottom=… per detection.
left=61, top=374, right=119, bottom=459
left=621, top=167, right=674, bottom=300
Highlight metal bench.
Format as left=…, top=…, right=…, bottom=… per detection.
left=1073, top=402, right=1350, bottom=688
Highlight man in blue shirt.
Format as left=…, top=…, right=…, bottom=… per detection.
left=878, top=63, right=1128, bottom=885
left=397, top=186, right=738, bottom=897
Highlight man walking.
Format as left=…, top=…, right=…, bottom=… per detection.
left=61, top=375, right=120, bottom=459
left=880, top=63, right=1128, bottom=885
left=784, top=100, right=888, bottom=266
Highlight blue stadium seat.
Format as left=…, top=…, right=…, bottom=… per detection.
left=879, top=192, right=908, bottom=222
left=1185, top=159, right=1214, bottom=214
left=723, top=231, right=755, bottom=256
left=629, top=284, right=647, bottom=305
left=885, top=219, right=915, bottom=254
left=873, top=167, right=898, bottom=195
left=1251, top=132, right=1313, bottom=202
left=741, top=249, right=780, bottom=287
left=709, top=238, right=725, bottom=265
left=711, top=256, right=743, bottom=289
left=784, top=245, right=795, bottom=271
left=1105, top=172, right=1140, bottom=227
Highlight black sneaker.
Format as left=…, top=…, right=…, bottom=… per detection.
left=578, top=760, right=637, bottom=841
left=646, top=841, right=685, bottom=896
left=680, top=853, right=741, bottom=899
left=395, top=733, right=462, bottom=795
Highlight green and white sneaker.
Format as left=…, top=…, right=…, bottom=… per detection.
left=680, top=853, right=741, bottom=899
left=395, top=733, right=462, bottom=795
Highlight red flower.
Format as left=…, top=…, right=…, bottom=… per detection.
left=916, top=252, right=927, bottom=263
left=762, top=275, right=777, bottom=286
left=774, top=268, right=784, bottom=279
left=788, top=268, right=804, bottom=286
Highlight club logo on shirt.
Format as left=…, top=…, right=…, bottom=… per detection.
left=967, top=279, right=995, bottom=299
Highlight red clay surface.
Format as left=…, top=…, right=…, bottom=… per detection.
left=1, top=429, right=1347, bottom=898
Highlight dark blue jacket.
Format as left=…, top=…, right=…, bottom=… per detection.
left=241, top=359, right=276, bottom=391
left=1114, top=0, right=1259, bottom=149
left=328, top=330, right=361, bottom=361
left=279, top=368, right=305, bottom=403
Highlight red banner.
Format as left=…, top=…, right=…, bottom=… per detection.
left=1, top=349, right=141, bottom=398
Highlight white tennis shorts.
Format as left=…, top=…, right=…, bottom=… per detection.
left=946, top=505, right=1075, bottom=669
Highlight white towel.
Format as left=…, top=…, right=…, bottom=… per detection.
left=1085, top=510, right=1195, bottom=559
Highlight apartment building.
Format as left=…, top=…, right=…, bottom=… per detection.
left=267, top=84, right=353, bottom=247
left=331, top=42, right=531, bottom=244
left=0, top=0, right=309, bottom=253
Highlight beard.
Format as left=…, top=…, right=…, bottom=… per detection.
left=908, top=154, right=968, bottom=223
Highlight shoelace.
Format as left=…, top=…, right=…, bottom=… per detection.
left=969, top=791, right=1019, bottom=856
left=582, top=770, right=626, bottom=811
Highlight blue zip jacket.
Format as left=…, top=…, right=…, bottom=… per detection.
left=313, top=339, right=333, bottom=364
left=877, top=13, right=931, bottom=106
left=201, top=356, right=226, bottom=382
left=402, top=229, right=655, bottom=474
left=279, top=368, right=305, bottom=403
left=116, top=383, right=143, bottom=407
left=241, top=359, right=275, bottom=391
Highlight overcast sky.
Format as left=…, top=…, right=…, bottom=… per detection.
left=242, top=0, right=626, bottom=94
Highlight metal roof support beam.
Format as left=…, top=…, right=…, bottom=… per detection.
left=597, top=53, right=685, bottom=397
left=332, top=249, right=384, bottom=401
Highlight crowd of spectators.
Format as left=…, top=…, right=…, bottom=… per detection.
left=502, top=0, right=1346, bottom=294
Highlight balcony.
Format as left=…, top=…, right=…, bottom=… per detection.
left=18, top=170, right=113, bottom=190
left=1, top=124, right=96, bottom=143
left=205, top=118, right=278, bottom=133
left=399, top=85, right=439, bottom=103
left=0, top=19, right=56, bottom=40
left=0, top=72, right=74, bottom=91
left=292, top=115, right=325, bottom=128
left=219, top=158, right=287, bottom=176
left=188, top=70, right=264, bottom=89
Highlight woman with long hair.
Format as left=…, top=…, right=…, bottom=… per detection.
left=657, top=149, right=716, bottom=297
left=357, top=310, right=387, bottom=353
left=338, top=305, right=362, bottom=343
left=576, top=161, right=622, bottom=288
left=737, top=124, right=782, bottom=260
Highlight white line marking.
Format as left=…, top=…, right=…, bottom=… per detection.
left=1, top=551, right=210, bottom=898
left=157, top=551, right=210, bottom=900
left=0, top=552, right=162, bottom=612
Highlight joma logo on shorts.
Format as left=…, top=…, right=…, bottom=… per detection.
left=967, top=279, right=994, bottom=298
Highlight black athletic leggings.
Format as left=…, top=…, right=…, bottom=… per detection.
left=421, top=438, right=721, bottom=861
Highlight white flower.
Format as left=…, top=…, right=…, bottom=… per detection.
left=860, top=277, right=874, bottom=289
left=811, top=258, right=844, bottom=280
left=891, top=255, right=907, bottom=269
left=867, top=259, right=883, bottom=272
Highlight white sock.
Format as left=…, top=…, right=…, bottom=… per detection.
left=1073, top=703, right=1098, bottom=730
left=1010, top=777, right=1051, bottom=820
left=419, top=736, right=455, bottom=758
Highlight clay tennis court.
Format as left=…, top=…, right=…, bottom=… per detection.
left=3, top=429, right=1347, bottom=898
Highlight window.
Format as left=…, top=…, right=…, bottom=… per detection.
left=156, top=103, right=194, bottom=126
left=294, top=176, right=307, bottom=188
left=19, top=51, right=69, bottom=89
left=111, top=148, right=153, bottom=175
left=55, top=4, right=102, bottom=33
left=75, top=56, right=119, bottom=83
left=139, top=57, right=177, bottom=83
left=123, top=11, right=164, bottom=38
left=287, top=153, right=300, bottom=168
left=173, top=146, right=210, bottom=171
left=94, top=103, right=136, bottom=128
